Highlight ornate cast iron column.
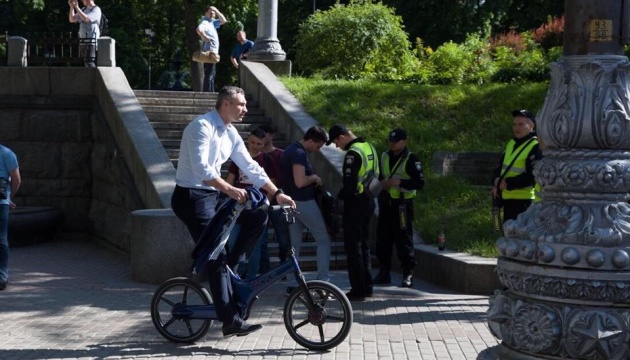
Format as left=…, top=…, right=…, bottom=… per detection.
left=487, top=1, right=630, bottom=359
left=247, top=0, right=286, bottom=61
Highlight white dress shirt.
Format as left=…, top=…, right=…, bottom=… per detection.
left=175, top=110, right=269, bottom=190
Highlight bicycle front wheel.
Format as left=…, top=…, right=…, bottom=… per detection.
left=283, top=280, right=353, bottom=351
left=151, top=277, right=213, bottom=343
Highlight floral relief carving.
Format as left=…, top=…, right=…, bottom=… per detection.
left=512, top=304, right=561, bottom=353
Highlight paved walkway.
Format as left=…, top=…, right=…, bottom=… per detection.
left=0, top=239, right=499, bottom=360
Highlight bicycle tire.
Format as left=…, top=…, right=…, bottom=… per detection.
left=283, top=280, right=353, bottom=351
left=151, top=277, right=213, bottom=343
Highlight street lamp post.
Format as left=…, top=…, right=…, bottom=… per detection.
left=144, top=28, right=155, bottom=90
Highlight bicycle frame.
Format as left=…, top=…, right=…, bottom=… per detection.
left=171, top=252, right=306, bottom=321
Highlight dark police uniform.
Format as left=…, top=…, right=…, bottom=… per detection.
left=375, top=146, right=424, bottom=286
left=338, top=137, right=379, bottom=299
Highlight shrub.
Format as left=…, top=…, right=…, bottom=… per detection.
left=294, top=1, right=418, bottom=80
left=532, top=15, right=564, bottom=50
left=427, top=33, right=494, bottom=85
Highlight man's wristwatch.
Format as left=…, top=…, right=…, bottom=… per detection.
left=272, top=189, right=284, bottom=203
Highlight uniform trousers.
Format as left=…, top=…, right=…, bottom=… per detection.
left=375, top=196, right=416, bottom=275
left=171, top=185, right=267, bottom=324
left=502, top=199, right=532, bottom=223
left=342, top=194, right=374, bottom=296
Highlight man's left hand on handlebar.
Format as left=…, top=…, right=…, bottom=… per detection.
left=275, top=193, right=296, bottom=209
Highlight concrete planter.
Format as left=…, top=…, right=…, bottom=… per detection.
left=9, top=206, right=63, bottom=247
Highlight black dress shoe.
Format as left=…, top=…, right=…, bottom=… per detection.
left=0, top=281, right=6, bottom=291
left=373, top=271, right=391, bottom=285
left=345, top=291, right=366, bottom=301
left=222, top=319, right=263, bottom=337
left=401, top=274, right=413, bottom=288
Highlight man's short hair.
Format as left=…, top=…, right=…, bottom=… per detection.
left=258, top=124, right=276, bottom=134
left=216, top=86, right=245, bottom=109
left=249, top=127, right=266, bottom=140
left=303, top=126, right=328, bottom=143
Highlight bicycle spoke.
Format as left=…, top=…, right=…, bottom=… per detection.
left=160, top=297, right=176, bottom=307
left=182, top=286, right=189, bottom=303
left=294, top=318, right=310, bottom=330
left=162, top=316, right=177, bottom=329
left=185, top=319, right=194, bottom=336
left=318, top=325, right=325, bottom=342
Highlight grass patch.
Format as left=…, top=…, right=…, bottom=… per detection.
left=280, top=77, right=549, bottom=257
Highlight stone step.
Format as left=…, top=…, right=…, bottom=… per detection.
left=134, top=89, right=218, bottom=99
left=145, top=112, right=267, bottom=123
left=141, top=105, right=266, bottom=115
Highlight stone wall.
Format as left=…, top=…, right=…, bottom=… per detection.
left=432, top=151, right=499, bottom=185
left=0, top=67, right=175, bottom=253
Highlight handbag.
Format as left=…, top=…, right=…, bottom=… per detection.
left=192, top=50, right=220, bottom=63
left=0, top=178, right=9, bottom=200
left=361, top=143, right=382, bottom=199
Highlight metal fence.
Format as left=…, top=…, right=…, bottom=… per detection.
left=26, top=33, right=95, bottom=66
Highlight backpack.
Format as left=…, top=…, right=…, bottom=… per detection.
left=99, top=10, right=109, bottom=36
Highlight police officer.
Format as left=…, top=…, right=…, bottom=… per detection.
left=373, top=128, right=424, bottom=288
left=491, top=109, right=542, bottom=223
left=327, top=124, right=379, bottom=301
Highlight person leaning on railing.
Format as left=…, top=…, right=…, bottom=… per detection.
left=68, top=0, right=101, bottom=67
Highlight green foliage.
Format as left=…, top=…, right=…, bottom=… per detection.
left=427, top=33, right=495, bottom=85
left=281, top=77, right=549, bottom=256
left=294, top=1, right=417, bottom=80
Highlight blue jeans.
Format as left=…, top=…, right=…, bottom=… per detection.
left=269, top=208, right=290, bottom=263
left=228, top=224, right=269, bottom=279
left=0, top=205, right=9, bottom=283
left=288, top=199, right=331, bottom=286
left=203, top=63, right=216, bottom=92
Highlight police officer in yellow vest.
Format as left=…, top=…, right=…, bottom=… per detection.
left=491, top=109, right=542, bottom=223
left=327, top=124, right=378, bottom=301
left=373, top=128, right=424, bottom=288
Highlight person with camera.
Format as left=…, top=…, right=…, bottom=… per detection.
left=327, top=124, right=379, bottom=301
left=491, top=109, right=542, bottom=224
left=68, top=0, right=101, bottom=67
left=196, top=5, right=227, bottom=92
left=0, top=144, right=20, bottom=291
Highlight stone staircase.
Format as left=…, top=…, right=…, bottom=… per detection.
left=134, top=90, right=347, bottom=271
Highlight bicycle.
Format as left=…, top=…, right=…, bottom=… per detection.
left=150, top=203, right=353, bottom=351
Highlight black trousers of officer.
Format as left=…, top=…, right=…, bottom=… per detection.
left=171, top=185, right=267, bottom=324
left=376, top=195, right=416, bottom=275
left=342, top=193, right=375, bottom=296
left=502, top=199, right=532, bottom=223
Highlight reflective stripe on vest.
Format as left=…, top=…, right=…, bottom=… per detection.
left=533, top=182, right=542, bottom=202
left=501, top=138, right=538, bottom=200
left=381, top=151, right=416, bottom=200
left=349, top=142, right=378, bottom=194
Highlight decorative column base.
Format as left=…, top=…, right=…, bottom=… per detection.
left=247, top=39, right=286, bottom=61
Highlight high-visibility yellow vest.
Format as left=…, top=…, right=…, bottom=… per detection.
left=381, top=151, right=416, bottom=200
left=501, top=137, right=538, bottom=200
left=349, top=141, right=379, bottom=195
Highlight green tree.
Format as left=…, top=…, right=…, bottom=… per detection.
left=295, top=1, right=417, bottom=79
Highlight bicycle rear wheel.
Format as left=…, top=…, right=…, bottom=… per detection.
left=151, top=277, right=213, bottom=343
left=283, top=280, right=353, bottom=351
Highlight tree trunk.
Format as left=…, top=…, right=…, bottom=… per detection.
left=183, top=0, right=203, bottom=92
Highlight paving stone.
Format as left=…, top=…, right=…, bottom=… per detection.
left=0, top=239, right=500, bottom=359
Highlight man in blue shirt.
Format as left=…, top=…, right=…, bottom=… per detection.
left=280, top=126, right=331, bottom=295
left=171, top=86, right=295, bottom=337
left=231, top=31, right=254, bottom=69
left=0, top=144, right=21, bottom=291
left=197, top=6, right=227, bottom=92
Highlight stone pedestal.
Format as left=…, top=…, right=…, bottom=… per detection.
left=488, top=54, right=630, bottom=359
left=97, top=37, right=116, bottom=67
left=7, top=36, right=27, bottom=67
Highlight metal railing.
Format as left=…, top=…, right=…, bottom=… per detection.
left=26, top=32, right=96, bottom=66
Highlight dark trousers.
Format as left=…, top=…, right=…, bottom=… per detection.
left=203, top=63, right=216, bottom=92
left=376, top=197, right=416, bottom=275
left=269, top=208, right=290, bottom=263
left=502, top=199, right=532, bottom=223
left=342, top=195, right=374, bottom=296
left=171, top=185, right=267, bottom=324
